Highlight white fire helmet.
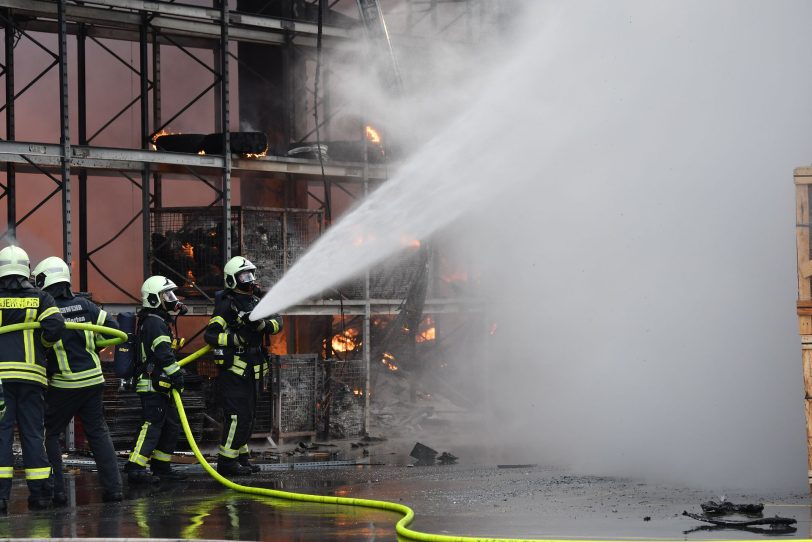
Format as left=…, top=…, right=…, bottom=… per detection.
left=224, top=256, right=256, bottom=291
left=32, top=256, right=71, bottom=289
left=0, top=246, right=30, bottom=279
left=141, top=275, right=179, bottom=309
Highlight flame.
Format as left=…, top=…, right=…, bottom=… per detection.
left=352, top=388, right=364, bottom=396
left=331, top=329, right=359, bottom=353
left=365, top=125, right=381, bottom=144
left=416, top=327, right=436, bottom=343
left=181, top=242, right=194, bottom=259
left=198, top=150, right=206, bottom=155
left=243, top=148, right=268, bottom=158
left=381, top=352, right=399, bottom=372
left=185, top=269, right=196, bottom=287
left=151, top=129, right=172, bottom=144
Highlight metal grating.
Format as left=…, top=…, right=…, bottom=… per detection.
left=272, top=355, right=320, bottom=436
left=335, top=247, right=424, bottom=300
left=325, top=358, right=366, bottom=439
left=150, top=207, right=240, bottom=298
left=241, top=207, right=323, bottom=287
left=150, top=206, right=321, bottom=298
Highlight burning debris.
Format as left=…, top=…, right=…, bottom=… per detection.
left=152, top=130, right=269, bottom=157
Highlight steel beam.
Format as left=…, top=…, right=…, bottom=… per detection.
left=5, top=10, right=15, bottom=238
left=58, top=0, right=72, bottom=263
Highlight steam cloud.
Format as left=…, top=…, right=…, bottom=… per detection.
left=265, top=1, right=812, bottom=490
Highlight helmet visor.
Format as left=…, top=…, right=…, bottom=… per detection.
left=236, top=270, right=256, bottom=285
left=162, top=289, right=179, bottom=310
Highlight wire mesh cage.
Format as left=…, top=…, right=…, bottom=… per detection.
left=333, top=246, right=425, bottom=300
left=271, top=354, right=320, bottom=438
left=150, top=206, right=322, bottom=298
left=241, top=207, right=323, bottom=287
left=150, top=207, right=240, bottom=298
left=324, top=358, right=367, bottom=439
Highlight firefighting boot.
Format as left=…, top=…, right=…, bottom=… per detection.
left=238, top=453, right=261, bottom=473
left=150, top=460, right=187, bottom=482
left=217, top=457, right=252, bottom=477
left=125, top=463, right=160, bottom=485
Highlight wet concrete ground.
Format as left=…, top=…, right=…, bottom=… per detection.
left=0, top=456, right=808, bottom=541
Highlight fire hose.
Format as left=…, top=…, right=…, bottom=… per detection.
left=0, top=322, right=752, bottom=542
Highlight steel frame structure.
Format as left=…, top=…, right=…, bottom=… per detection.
left=0, top=0, right=488, bottom=440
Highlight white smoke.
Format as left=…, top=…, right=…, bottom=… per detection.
left=255, top=0, right=812, bottom=491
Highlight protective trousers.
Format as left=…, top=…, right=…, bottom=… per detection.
left=218, top=371, right=256, bottom=461
left=0, top=382, right=51, bottom=501
left=127, top=391, right=179, bottom=471
left=45, top=385, right=122, bottom=496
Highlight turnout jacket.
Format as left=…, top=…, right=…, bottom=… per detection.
left=0, top=276, right=65, bottom=387
left=134, top=308, right=182, bottom=394
left=47, top=288, right=118, bottom=389
left=203, top=289, right=282, bottom=380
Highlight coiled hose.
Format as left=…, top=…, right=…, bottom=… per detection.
left=0, top=322, right=748, bottom=542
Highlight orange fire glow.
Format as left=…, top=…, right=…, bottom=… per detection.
left=185, top=269, right=196, bottom=287
left=151, top=129, right=172, bottom=144
left=332, top=329, right=359, bottom=353
left=416, top=327, right=436, bottom=343
left=181, top=242, right=194, bottom=259
left=381, top=352, right=399, bottom=372
left=365, top=125, right=381, bottom=144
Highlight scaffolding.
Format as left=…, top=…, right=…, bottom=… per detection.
left=0, top=0, right=493, bottom=440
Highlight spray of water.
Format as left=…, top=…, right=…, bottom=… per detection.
left=255, top=1, right=812, bottom=491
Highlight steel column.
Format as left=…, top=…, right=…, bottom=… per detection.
left=4, top=11, right=15, bottom=238
left=58, top=0, right=71, bottom=262
left=219, top=0, right=231, bottom=262
left=151, top=28, right=162, bottom=206
left=140, top=15, right=151, bottom=280
left=77, top=24, right=88, bottom=291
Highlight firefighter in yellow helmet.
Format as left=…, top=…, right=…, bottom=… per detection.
left=204, top=256, right=282, bottom=476
left=32, top=256, right=123, bottom=504
left=0, top=245, right=65, bottom=511
left=124, top=275, right=188, bottom=484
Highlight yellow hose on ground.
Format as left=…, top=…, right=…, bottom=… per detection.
left=172, top=347, right=734, bottom=542
left=0, top=322, right=790, bottom=542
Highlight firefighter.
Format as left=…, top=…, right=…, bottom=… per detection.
left=32, top=256, right=123, bottom=504
left=204, top=256, right=282, bottom=476
left=0, top=245, right=65, bottom=511
left=123, top=275, right=187, bottom=483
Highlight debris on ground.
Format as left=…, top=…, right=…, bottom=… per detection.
left=410, top=442, right=438, bottom=465
left=700, top=498, right=764, bottom=516
left=437, top=452, right=458, bottom=465
left=682, top=511, right=796, bottom=534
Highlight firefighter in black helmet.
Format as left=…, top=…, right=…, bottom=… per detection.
left=32, top=256, right=123, bottom=504
left=204, top=256, right=282, bottom=476
left=0, top=245, right=65, bottom=511
left=124, top=275, right=187, bottom=484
